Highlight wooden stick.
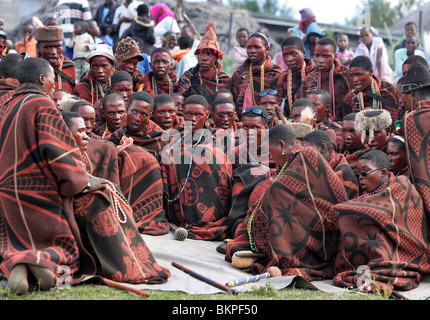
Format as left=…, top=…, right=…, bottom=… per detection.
left=102, top=277, right=150, bottom=297
left=225, top=272, right=271, bottom=287
left=172, top=261, right=237, bottom=294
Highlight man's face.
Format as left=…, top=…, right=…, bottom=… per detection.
left=213, top=103, right=236, bottom=130
left=308, top=94, right=328, bottom=123
left=386, top=141, right=407, bottom=174
left=242, top=116, right=267, bottom=147
left=314, top=44, right=336, bottom=72
left=103, top=99, right=126, bottom=131
left=259, top=94, right=278, bottom=124
left=127, top=100, right=152, bottom=132
left=197, top=49, right=218, bottom=72
left=52, top=91, right=68, bottom=109
left=77, top=104, right=97, bottom=134
left=117, top=57, right=139, bottom=76
left=150, top=51, right=172, bottom=79
left=357, top=158, right=387, bottom=194
left=38, top=41, right=63, bottom=67
left=182, top=103, right=208, bottom=132
left=247, top=36, right=268, bottom=64
left=281, top=45, right=305, bottom=72
left=90, top=56, right=113, bottom=83
left=366, top=129, right=389, bottom=151
left=173, top=95, right=185, bottom=117
left=405, top=37, right=418, bottom=53
left=152, top=103, right=176, bottom=130
left=42, top=67, right=56, bottom=98
left=342, top=120, right=362, bottom=150
left=111, top=80, right=133, bottom=105
left=405, top=24, right=417, bottom=37
left=70, top=117, right=89, bottom=154
left=290, top=106, right=304, bottom=123
left=350, top=67, right=373, bottom=91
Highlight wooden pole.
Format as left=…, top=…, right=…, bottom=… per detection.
left=172, top=261, right=237, bottom=294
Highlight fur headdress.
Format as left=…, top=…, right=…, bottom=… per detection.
left=35, top=26, right=64, bottom=42
left=290, top=122, right=313, bottom=139
left=355, top=109, right=392, bottom=144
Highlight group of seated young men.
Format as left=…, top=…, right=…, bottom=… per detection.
left=1, top=22, right=430, bottom=295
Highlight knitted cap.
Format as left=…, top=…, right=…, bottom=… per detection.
left=35, top=26, right=64, bottom=42
left=355, top=109, right=392, bottom=144
left=85, top=44, right=116, bottom=64
left=299, top=8, right=316, bottom=29
left=115, top=37, right=144, bottom=62
left=195, top=22, right=223, bottom=60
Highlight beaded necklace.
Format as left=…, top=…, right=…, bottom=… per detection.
left=198, top=66, right=219, bottom=93
left=247, top=159, right=289, bottom=251
left=287, top=64, right=306, bottom=110
left=87, top=174, right=130, bottom=224
left=165, top=129, right=206, bottom=203
left=90, top=76, right=111, bottom=105
left=357, top=177, right=390, bottom=199
left=249, top=60, right=266, bottom=106
left=56, top=57, right=63, bottom=90
left=358, top=78, right=381, bottom=111
left=101, top=123, right=110, bottom=139
left=317, top=67, right=336, bottom=116
left=152, top=73, right=173, bottom=95
left=242, top=141, right=259, bottom=164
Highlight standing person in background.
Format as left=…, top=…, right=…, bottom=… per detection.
left=336, top=33, right=354, bottom=68
left=150, top=3, right=181, bottom=48
left=355, top=27, right=394, bottom=84
left=231, top=32, right=282, bottom=119
left=292, top=8, right=317, bottom=41
left=94, top=0, right=120, bottom=32
left=122, top=3, right=155, bottom=55
left=393, top=35, right=426, bottom=79
left=16, top=23, right=37, bottom=57
left=175, top=25, right=200, bottom=78
left=113, top=0, right=143, bottom=41
left=54, top=0, right=92, bottom=60
left=71, top=21, right=94, bottom=80
left=114, top=37, right=145, bottom=91
left=232, top=27, right=249, bottom=70
left=35, top=26, right=76, bottom=94
left=394, top=21, right=423, bottom=52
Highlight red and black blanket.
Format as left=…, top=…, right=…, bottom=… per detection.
left=404, top=102, right=430, bottom=216
left=231, top=146, right=348, bottom=280
left=138, top=71, right=178, bottom=96
left=272, top=57, right=314, bottom=118
left=0, top=78, right=20, bottom=107
left=118, top=145, right=170, bottom=235
left=73, top=185, right=170, bottom=284
left=328, top=151, right=359, bottom=199
left=231, top=56, right=283, bottom=118
left=110, top=120, right=167, bottom=157
left=327, top=174, right=430, bottom=292
left=341, top=75, right=400, bottom=131
left=0, top=83, right=95, bottom=282
left=160, top=129, right=233, bottom=240
left=83, top=139, right=120, bottom=185
left=301, top=58, right=351, bottom=121
left=177, top=63, right=232, bottom=98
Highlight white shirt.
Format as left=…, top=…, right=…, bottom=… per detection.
left=113, top=1, right=143, bottom=38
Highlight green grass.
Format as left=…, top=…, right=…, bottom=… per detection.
left=0, top=282, right=389, bottom=301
